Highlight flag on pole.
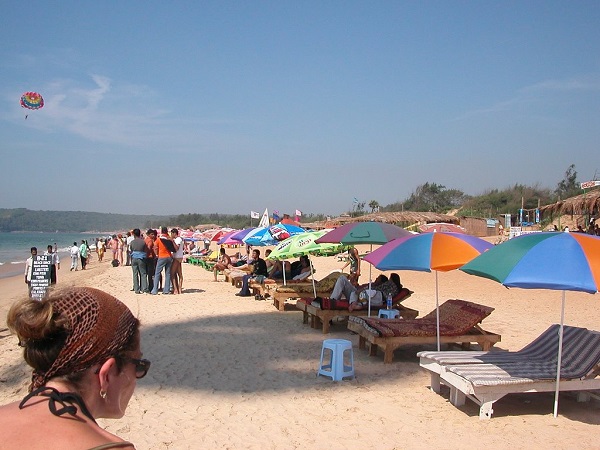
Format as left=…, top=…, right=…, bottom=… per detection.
left=295, top=209, right=302, bottom=216
left=258, top=208, right=270, bottom=227
left=250, top=211, right=260, bottom=219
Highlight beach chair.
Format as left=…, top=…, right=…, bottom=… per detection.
left=347, top=299, right=501, bottom=363
left=296, top=288, right=417, bottom=334
left=418, top=324, right=588, bottom=393
left=266, top=271, right=344, bottom=311
left=421, top=328, right=600, bottom=419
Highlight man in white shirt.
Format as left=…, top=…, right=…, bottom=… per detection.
left=70, top=242, right=79, bottom=271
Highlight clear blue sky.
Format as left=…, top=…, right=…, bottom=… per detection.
left=1, top=1, right=599, bottom=216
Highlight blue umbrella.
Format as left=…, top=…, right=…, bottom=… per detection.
left=243, top=224, right=305, bottom=246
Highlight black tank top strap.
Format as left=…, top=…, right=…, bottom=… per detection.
left=20, top=386, right=97, bottom=423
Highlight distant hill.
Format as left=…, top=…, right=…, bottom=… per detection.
left=0, top=209, right=170, bottom=232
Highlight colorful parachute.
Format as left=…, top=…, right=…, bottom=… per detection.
left=21, top=92, right=44, bottom=118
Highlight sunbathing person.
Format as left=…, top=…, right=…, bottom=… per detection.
left=213, top=247, right=232, bottom=281
left=349, top=273, right=403, bottom=311
left=292, top=255, right=312, bottom=280
left=327, top=273, right=401, bottom=311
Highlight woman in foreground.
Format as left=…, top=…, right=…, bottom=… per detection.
left=0, top=287, right=149, bottom=450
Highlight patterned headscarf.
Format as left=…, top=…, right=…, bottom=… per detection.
left=30, top=287, right=139, bottom=391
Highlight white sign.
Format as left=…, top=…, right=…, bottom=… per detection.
left=580, top=180, right=600, bottom=189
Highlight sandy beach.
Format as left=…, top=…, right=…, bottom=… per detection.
left=1, top=244, right=599, bottom=450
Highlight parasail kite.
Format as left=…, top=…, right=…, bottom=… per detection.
left=20, top=91, right=44, bottom=119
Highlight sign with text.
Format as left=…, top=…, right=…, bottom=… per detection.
left=581, top=180, right=600, bottom=189
left=30, top=255, right=51, bottom=300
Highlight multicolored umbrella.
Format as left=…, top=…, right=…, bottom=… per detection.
left=364, top=232, right=493, bottom=349
left=315, top=221, right=412, bottom=245
left=460, top=231, right=600, bottom=417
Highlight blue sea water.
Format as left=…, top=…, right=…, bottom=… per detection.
left=0, top=232, right=107, bottom=266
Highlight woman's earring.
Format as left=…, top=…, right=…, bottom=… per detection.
left=100, top=390, right=107, bottom=399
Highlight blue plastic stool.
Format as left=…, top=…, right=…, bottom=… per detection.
left=317, top=339, right=355, bottom=381
left=378, top=308, right=400, bottom=319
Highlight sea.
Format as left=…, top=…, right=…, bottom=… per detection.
left=0, top=232, right=110, bottom=279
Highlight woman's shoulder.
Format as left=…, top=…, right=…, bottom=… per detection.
left=0, top=400, right=133, bottom=450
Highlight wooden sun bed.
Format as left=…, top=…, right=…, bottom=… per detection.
left=296, top=299, right=419, bottom=334
left=347, top=299, right=501, bottom=363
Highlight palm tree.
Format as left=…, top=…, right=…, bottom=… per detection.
left=369, top=200, right=380, bottom=213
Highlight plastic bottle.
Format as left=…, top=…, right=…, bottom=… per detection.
left=386, top=292, right=392, bottom=310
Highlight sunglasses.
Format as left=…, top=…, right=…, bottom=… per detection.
left=123, top=357, right=151, bottom=379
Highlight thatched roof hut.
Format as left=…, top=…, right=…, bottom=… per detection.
left=354, top=211, right=459, bottom=224
left=539, top=189, right=600, bottom=216
left=306, top=211, right=459, bottom=229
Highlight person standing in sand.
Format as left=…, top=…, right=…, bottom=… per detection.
left=44, top=245, right=60, bottom=285
left=0, top=287, right=148, bottom=449
left=24, top=247, right=37, bottom=294
left=70, top=242, right=79, bottom=271
left=151, top=227, right=174, bottom=295
left=129, top=228, right=148, bottom=294
left=342, top=247, right=361, bottom=284
left=169, top=228, right=184, bottom=294
left=144, top=229, right=157, bottom=293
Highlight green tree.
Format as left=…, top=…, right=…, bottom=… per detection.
left=368, top=200, right=380, bottom=213
left=555, top=164, right=580, bottom=200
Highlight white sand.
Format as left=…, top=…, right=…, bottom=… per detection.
left=1, top=244, right=599, bottom=449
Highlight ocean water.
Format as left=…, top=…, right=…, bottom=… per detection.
left=0, top=232, right=107, bottom=278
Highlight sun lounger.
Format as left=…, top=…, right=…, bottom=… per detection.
left=296, top=291, right=419, bottom=334
left=418, top=324, right=588, bottom=393
left=420, top=327, right=600, bottom=419
left=347, top=299, right=501, bottom=363
left=264, top=272, right=344, bottom=311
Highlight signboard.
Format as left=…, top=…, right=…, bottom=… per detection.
left=580, top=180, right=600, bottom=189
left=30, top=255, right=52, bottom=300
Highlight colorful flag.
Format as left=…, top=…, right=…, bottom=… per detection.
left=295, top=209, right=302, bottom=216
left=250, top=211, right=260, bottom=219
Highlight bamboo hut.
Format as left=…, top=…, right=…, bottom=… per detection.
left=539, top=189, right=600, bottom=216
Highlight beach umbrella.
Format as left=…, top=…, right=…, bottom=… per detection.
left=460, top=231, right=600, bottom=417
left=316, top=221, right=413, bottom=315
left=268, top=230, right=349, bottom=295
left=216, top=229, right=240, bottom=245
left=209, top=228, right=235, bottom=242
left=243, top=224, right=305, bottom=246
left=226, top=228, right=256, bottom=243
left=315, top=221, right=413, bottom=245
left=364, top=232, right=493, bottom=349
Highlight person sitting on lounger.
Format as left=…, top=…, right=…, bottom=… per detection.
left=292, top=255, right=312, bottom=280
left=213, top=247, right=231, bottom=281
left=349, top=273, right=403, bottom=311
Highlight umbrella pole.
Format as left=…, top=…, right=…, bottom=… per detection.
left=368, top=244, right=373, bottom=317
left=553, top=291, right=566, bottom=418
left=435, top=271, right=440, bottom=351
left=309, top=257, right=317, bottom=298
left=283, top=260, right=287, bottom=286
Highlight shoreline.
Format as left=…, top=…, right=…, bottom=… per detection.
left=1, top=245, right=599, bottom=449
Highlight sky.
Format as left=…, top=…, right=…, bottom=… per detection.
left=1, top=1, right=599, bottom=217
